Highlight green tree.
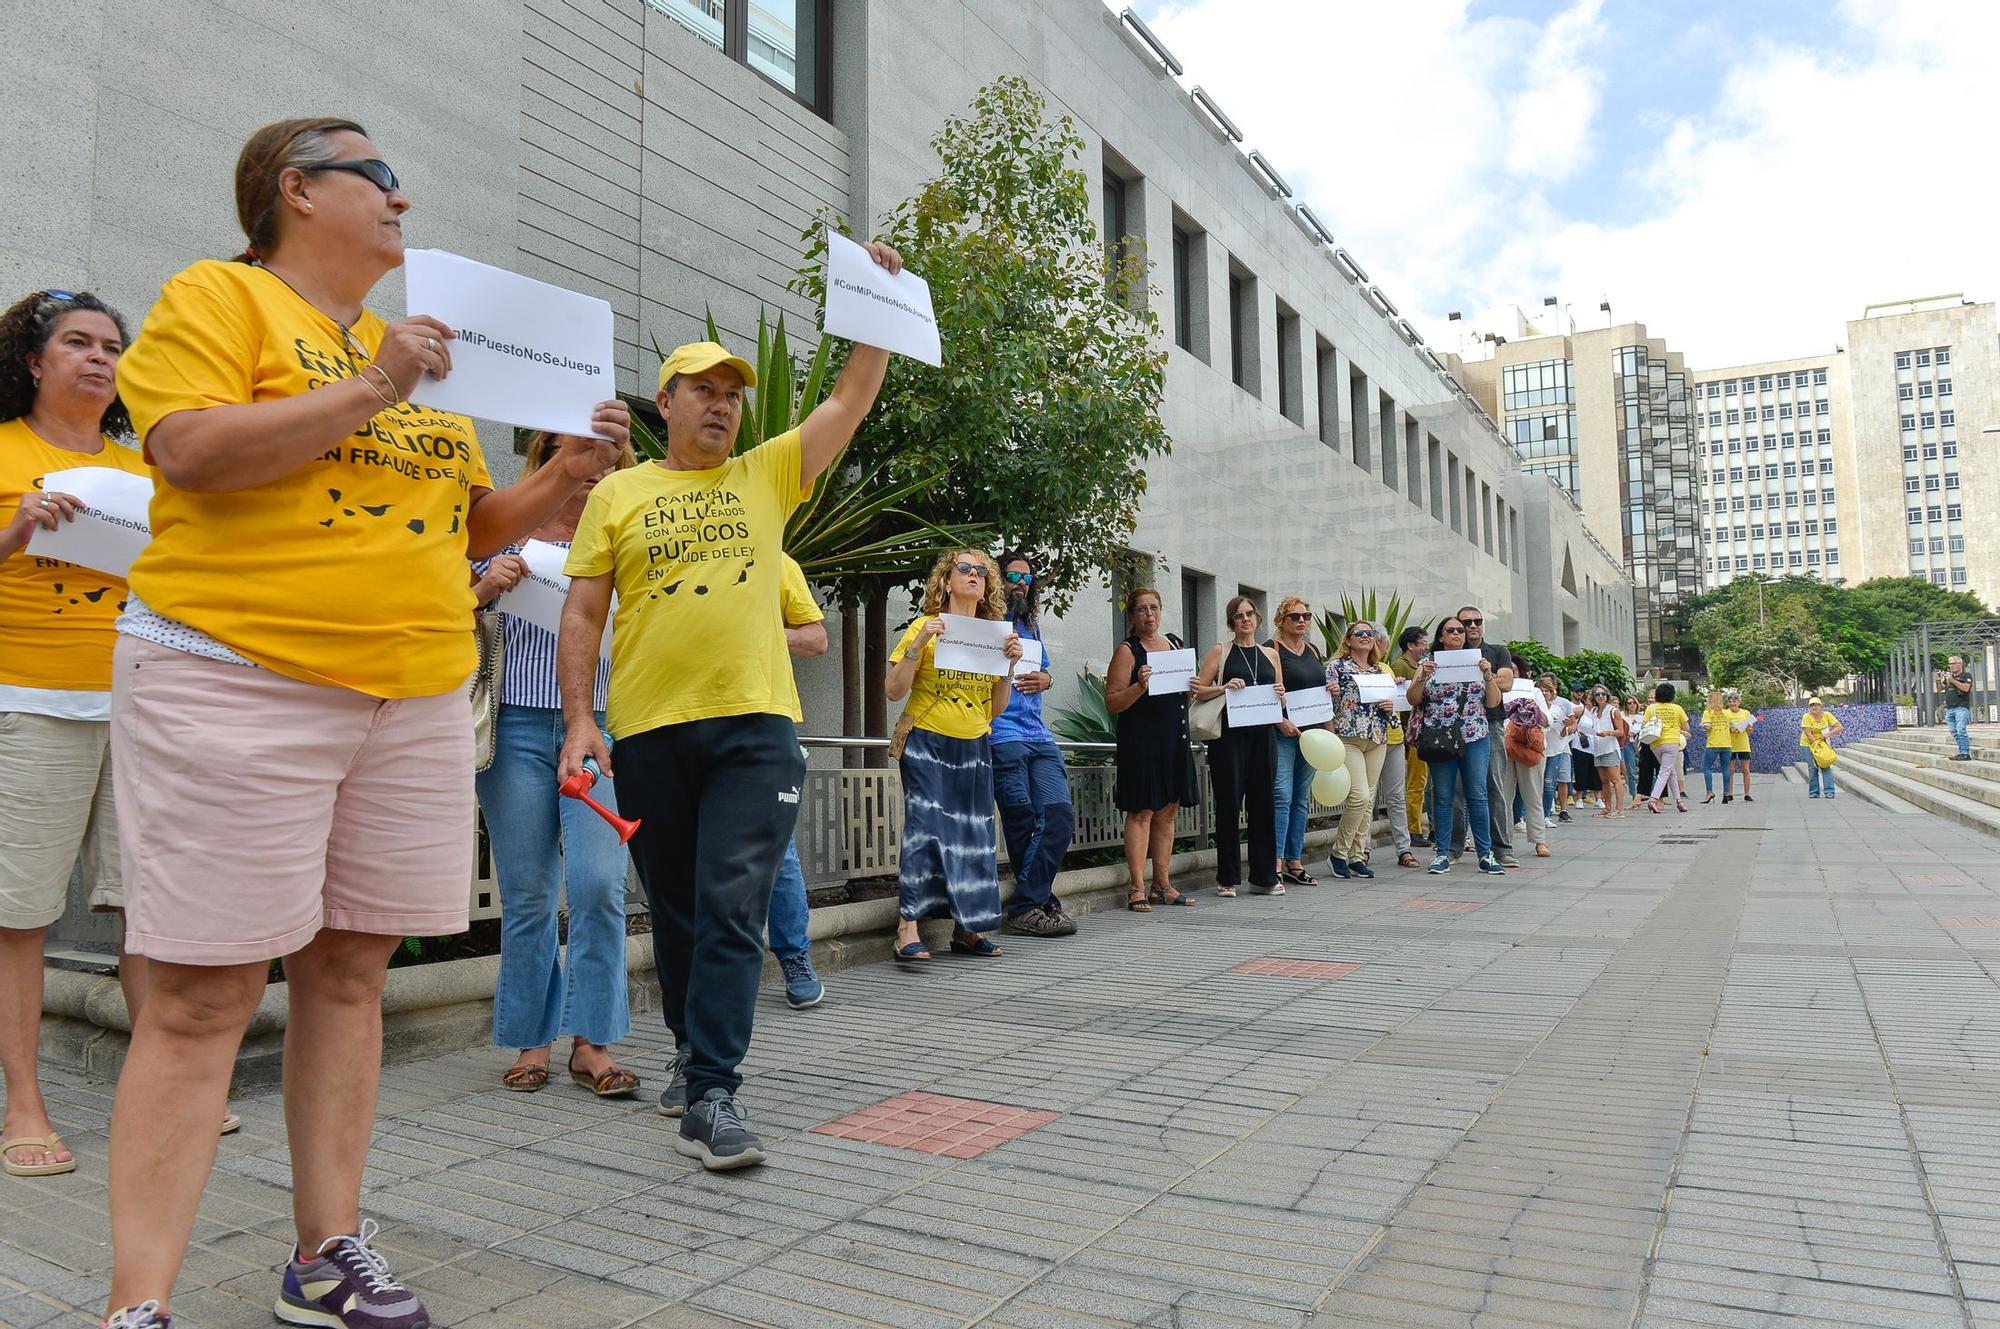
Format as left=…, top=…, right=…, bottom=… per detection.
left=1703, top=600, right=1847, bottom=698
left=1505, top=638, right=1562, bottom=681
left=1558, top=649, right=1635, bottom=698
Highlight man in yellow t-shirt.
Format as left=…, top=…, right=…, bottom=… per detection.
left=557, top=245, right=902, bottom=1171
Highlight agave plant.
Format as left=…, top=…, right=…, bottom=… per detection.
left=1317, top=590, right=1430, bottom=657
left=1047, top=667, right=1116, bottom=764
left=632, top=311, right=992, bottom=587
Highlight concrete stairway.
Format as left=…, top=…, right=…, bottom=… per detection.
left=1835, top=728, right=2000, bottom=836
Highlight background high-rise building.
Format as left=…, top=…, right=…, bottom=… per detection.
left=1693, top=296, right=1998, bottom=603
left=1455, top=310, right=1701, bottom=674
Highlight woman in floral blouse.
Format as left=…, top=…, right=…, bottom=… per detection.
left=1405, top=617, right=1505, bottom=877
left=1323, top=620, right=1395, bottom=880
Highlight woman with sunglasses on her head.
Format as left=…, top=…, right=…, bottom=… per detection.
left=0, top=289, right=151, bottom=1183
left=1268, top=596, right=1329, bottom=886
left=1106, top=587, right=1197, bottom=909
left=1405, top=617, right=1506, bottom=877
left=1192, top=598, right=1284, bottom=897
left=887, top=550, right=1024, bottom=960
left=1325, top=620, right=1396, bottom=880
left=101, top=118, right=629, bottom=1329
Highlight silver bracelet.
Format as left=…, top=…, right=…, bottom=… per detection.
left=359, top=364, right=399, bottom=408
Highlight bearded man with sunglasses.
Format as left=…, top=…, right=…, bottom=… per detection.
left=990, top=550, right=1078, bottom=937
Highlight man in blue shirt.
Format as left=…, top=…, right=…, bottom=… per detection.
left=991, top=550, right=1077, bottom=937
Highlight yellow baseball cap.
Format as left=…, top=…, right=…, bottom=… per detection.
left=657, top=340, right=757, bottom=392
left=1807, top=695, right=1824, bottom=705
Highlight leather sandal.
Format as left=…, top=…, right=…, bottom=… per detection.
left=501, top=1062, right=551, bottom=1092
left=894, top=940, right=932, bottom=962
left=1397, top=851, right=1421, bottom=869
left=2, top=1134, right=75, bottom=1177
left=950, top=931, right=1002, bottom=956
left=1127, top=885, right=1153, bottom=912
left=568, top=1053, right=640, bottom=1098
left=1149, top=881, right=1194, bottom=906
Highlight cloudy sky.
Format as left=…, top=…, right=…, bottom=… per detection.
left=1115, top=0, right=1998, bottom=369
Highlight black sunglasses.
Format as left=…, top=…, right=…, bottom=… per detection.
left=306, top=158, right=401, bottom=194
left=1282, top=612, right=1312, bottom=622
left=1348, top=628, right=1376, bottom=639
left=952, top=561, right=987, bottom=578
left=1459, top=616, right=1483, bottom=626
left=1440, top=624, right=1466, bottom=633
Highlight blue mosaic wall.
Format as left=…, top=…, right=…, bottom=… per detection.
left=1666, top=702, right=1897, bottom=774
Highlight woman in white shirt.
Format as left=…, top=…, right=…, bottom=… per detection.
left=1582, top=686, right=1629, bottom=817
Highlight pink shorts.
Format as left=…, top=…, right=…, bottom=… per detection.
left=111, top=636, right=474, bottom=965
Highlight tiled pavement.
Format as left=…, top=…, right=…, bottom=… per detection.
left=9, top=776, right=2000, bottom=1327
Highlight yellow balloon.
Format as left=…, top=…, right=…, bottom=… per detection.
left=1311, top=765, right=1352, bottom=807
left=1300, top=729, right=1346, bottom=772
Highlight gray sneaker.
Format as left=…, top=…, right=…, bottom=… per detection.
left=275, top=1218, right=429, bottom=1328
left=676, top=1089, right=768, bottom=1171
left=1498, top=852, right=1519, bottom=868
left=655, top=1049, right=689, bottom=1118
left=779, top=954, right=824, bottom=1009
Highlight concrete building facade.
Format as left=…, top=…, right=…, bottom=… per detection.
left=5, top=0, right=1635, bottom=733
left=1692, top=297, right=1998, bottom=604
left=1456, top=313, right=1699, bottom=674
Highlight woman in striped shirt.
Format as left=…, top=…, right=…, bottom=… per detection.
left=473, top=430, right=638, bottom=1098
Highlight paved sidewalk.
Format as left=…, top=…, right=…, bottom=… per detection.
left=8, top=775, right=2000, bottom=1328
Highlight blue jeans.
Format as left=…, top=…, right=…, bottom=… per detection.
left=1271, top=733, right=1316, bottom=862
left=1622, top=742, right=1638, bottom=787
left=476, top=705, right=631, bottom=1049
left=1427, top=735, right=1492, bottom=861
left=1948, top=706, right=1972, bottom=756
left=991, top=740, right=1074, bottom=915
left=1703, top=745, right=1733, bottom=796
left=766, top=839, right=810, bottom=960
left=1808, top=760, right=1836, bottom=796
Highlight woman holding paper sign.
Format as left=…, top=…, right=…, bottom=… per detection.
left=1108, top=588, right=1199, bottom=910
left=1324, top=621, right=1396, bottom=881
left=99, top=117, right=630, bottom=1329
left=886, top=550, right=1022, bottom=960
left=0, top=288, right=150, bottom=1181
left=1268, top=597, right=1329, bottom=887
left=1405, top=618, right=1506, bottom=877
left=1192, top=598, right=1283, bottom=897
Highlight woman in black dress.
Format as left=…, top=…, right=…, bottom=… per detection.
left=1106, top=587, right=1197, bottom=910
left=1192, top=597, right=1284, bottom=897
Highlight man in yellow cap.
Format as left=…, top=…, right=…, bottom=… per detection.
left=556, top=240, right=902, bottom=1170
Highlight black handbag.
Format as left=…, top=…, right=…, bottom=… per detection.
left=1415, top=710, right=1466, bottom=764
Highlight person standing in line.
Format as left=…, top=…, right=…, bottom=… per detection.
left=1642, top=682, right=1691, bottom=813
left=885, top=550, right=1023, bottom=961
left=1539, top=675, right=1575, bottom=825
left=1567, top=685, right=1600, bottom=809
left=1696, top=690, right=1733, bottom=805
left=1455, top=605, right=1517, bottom=865
left=990, top=549, right=1078, bottom=937
left=764, top=554, right=831, bottom=1008
left=1106, top=588, right=1197, bottom=910
left=1623, top=694, right=1647, bottom=794
left=105, top=117, right=628, bottom=1329
left=1585, top=686, right=1630, bottom=818
left=1406, top=617, right=1506, bottom=877
left=1391, top=626, right=1430, bottom=854
left=559, top=259, right=901, bottom=1172
left=1268, top=596, right=1328, bottom=886
left=1940, top=656, right=1974, bottom=759
left=1192, top=598, right=1284, bottom=897
left=1723, top=688, right=1756, bottom=802
left=472, top=430, right=640, bottom=1097
left=1801, top=696, right=1844, bottom=798
left=0, top=289, right=154, bottom=1181
left=1496, top=668, right=1551, bottom=859
left=1324, top=619, right=1394, bottom=880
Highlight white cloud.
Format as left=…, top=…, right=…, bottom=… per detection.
left=1123, top=0, right=2000, bottom=368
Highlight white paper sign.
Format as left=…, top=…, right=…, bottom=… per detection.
left=1284, top=686, right=1335, bottom=727
left=1392, top=679, right=1414, bottom=713
left=1224, top=684, right=1283, bottom=727
left=29, top=467, right=155, bottom=579
left=1145, top=647, right=1198, bottom=695
left=1355, top=671, right=1400, bottom=704
left=933, top=613, right=1016, bottom=676
left=1430, top=649, right=1484, bottom=685
left=403, top=249, right=614, bottom=438
left=822, top=230, right=942, bottom=367
left=1731, top=714, right=1759, bottom=732
left=491, top=539, right=613, bottom=662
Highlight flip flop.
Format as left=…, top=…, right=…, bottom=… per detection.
left=893, top=941, right=932, bottom=962
left=950, top=933, right=1002, bottom=957
left=220, top=1113, right=241, bottom=1135
left=3, top=1134, right=76, bottom=1177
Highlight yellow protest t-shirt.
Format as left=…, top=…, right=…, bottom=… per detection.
left=565, top=430, right=808, bottom=738
left=1643, top=701, right=1688, bottom=747
left=0, top=420, right=151, bottom=691
left=780, top=556, right=822, bottom=627
left=1724, top=706, right=1755, bottom=753
left=116, top=260, right=491, bottom=697
left=1800, top=710, right=1839, bottom=748
left=889, top=616, right=1001, bottom=741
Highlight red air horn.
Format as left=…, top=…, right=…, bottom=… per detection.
left=557, top=760, right=641, bottom=844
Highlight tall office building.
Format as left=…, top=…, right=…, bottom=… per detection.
left=1693, top=296, right=1998, bottom=603
left=1456, top=310, right=1701, bottom=674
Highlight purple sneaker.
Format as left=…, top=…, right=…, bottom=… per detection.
left=105, top=1302, right=171, bottom=1328
left=275, top=1219, right=429, bottom=1328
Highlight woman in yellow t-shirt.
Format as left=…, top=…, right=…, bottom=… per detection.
left=1696, top=690, right=1733, bottom=804
left=1642, top=682, right=1691, bottom=813
left=0, top=289, right=149, bottom=1180
left=1724, top=688, right=1757, bottom=803
left=100, top=118, right=627, bottom=1328
left=884, top=549, right=1023, bottom=962
left=1800, top=697, right=1844, bottom=799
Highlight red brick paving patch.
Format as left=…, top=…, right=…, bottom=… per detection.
left=812, top=1091, right=1057, bottom=1159
left=1937, top=916, right=2000, bottom=929
left=1230, top=957, right=1361, bottom=980
left=1401, top=899, right=1484, bottom=912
